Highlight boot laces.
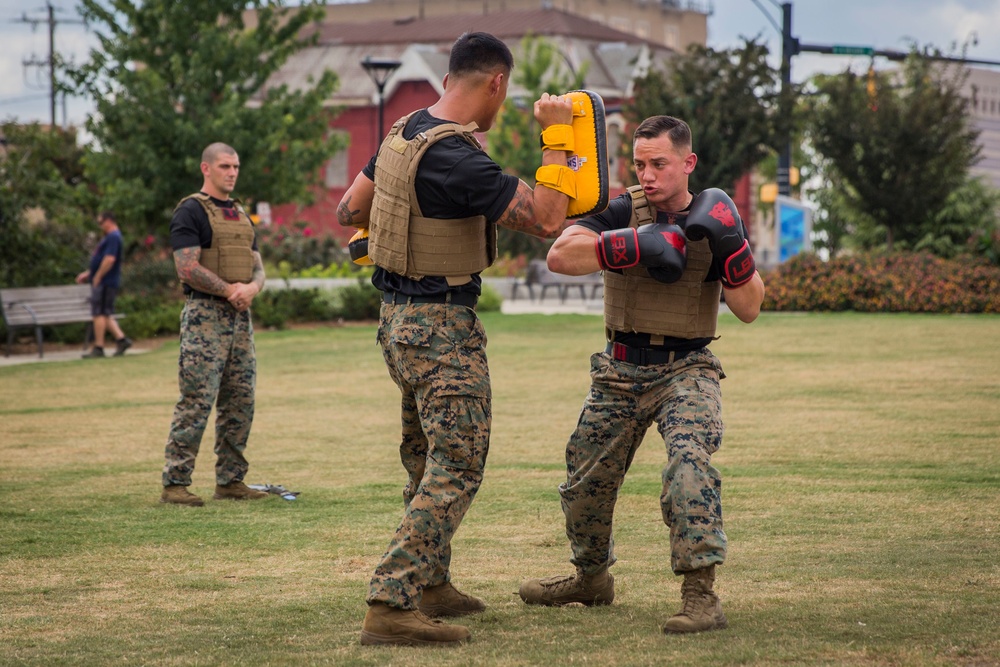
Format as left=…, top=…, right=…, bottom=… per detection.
left=540, top=573, right=584, bottom=595
left=679, top=579, right=710, bottom=617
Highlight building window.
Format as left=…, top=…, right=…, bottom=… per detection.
left=325, top=132, right=349, bottom=188
left=664, top=25, right=680, bottom=50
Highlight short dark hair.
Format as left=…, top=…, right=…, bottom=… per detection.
left=98, top=211, right=116, bottom=223
left=633, top=116, right=692, bottom=151
left=449, top=32, right=514, bottom=78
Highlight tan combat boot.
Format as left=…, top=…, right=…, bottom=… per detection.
left=213, top=481, right=269, bottom=500
left=160, top=485, right=204, bottom=507
left=360, top=602, right=471, bottom=646
left=419, top=582, right=487, bottom=618
left=519, top=568, right=615, bottom=606
left=662, top=565, right=728, bottom=634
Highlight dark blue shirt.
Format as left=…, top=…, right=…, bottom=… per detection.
left=89, top=229, right=123, bottom=288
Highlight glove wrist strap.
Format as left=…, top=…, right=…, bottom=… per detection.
left=535, top=164, right=578, bottom=198
left=539, top=124, right=575, bottom=151
left=721, top=239, right=755, bottom=288
left=596, top=228, right=640, bottom=270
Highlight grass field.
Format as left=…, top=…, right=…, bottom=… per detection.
left=1, top=311, right=998, bottom=666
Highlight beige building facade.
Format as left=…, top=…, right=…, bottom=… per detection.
left=319, top=0, right=711, bottom=52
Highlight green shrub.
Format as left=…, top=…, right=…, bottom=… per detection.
left=116, top=295, right=182, bottom=339
left=252, top=288, right=339, bottom=329
left=335, top=279, right=381, bottom=321
left=763, top=251, right=1000, bottom=313
left=478, top=283, right=503, bottom=312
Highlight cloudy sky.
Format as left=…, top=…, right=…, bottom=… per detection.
left=1, top=0, right=999, bottom=127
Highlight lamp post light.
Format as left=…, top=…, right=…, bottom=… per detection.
left=360, top=56, right=402, bottom=145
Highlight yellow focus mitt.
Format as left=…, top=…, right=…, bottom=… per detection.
left=535, top=90, right=609, bottom=219
left=348, top=228, right=373, bottom=266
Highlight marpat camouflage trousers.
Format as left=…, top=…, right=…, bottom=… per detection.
left=162, top=298, right=256, bottom=487
left=561, top=348, right=727, bottom=575
left=368, top=302, right=491, bottom=610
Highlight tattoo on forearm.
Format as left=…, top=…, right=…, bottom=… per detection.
left=337, top=196, right=361, bottom=227
left=499, top=187, right=547, bottom=237
left=173, top=247, right=228, bottom=295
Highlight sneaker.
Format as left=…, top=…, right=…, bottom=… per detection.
left=160, top=485, right=204, bottom=507
left=360, top=602, right=470, bottom=646
left=113, top=337, right=133, bottom=357
left=214, top=481, right=270, bottom=500
left=519, top=569, right=615, bottom=606
left=82, top=347, right=105, bottom=359
left=419, top=582, right=487, bottom=618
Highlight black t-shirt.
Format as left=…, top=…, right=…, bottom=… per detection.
left=169, top=194, right=259, bottom=252
left=362, top=109, right=520, bottom=297
left=577, top=192, right=718, bottom=350
left=169, top=194, right=259, bottom=295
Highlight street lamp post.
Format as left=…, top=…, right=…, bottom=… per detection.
left=360, top=56, right=403, bottom=146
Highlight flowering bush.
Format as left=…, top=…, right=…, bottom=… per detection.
left=256, top=222, right=348, bottom=272
left=762, top=252, right=1000, bottom=313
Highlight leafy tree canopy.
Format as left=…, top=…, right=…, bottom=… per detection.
left=66, top=0, right=346, bottom=237
left=0, top=123, right=93, bottom=286
left=805, top=49, right=982, bottom=251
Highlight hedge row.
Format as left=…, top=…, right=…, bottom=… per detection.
left=762, top=252, right=1000, bottom=313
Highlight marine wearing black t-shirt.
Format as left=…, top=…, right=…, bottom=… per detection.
left=169, top=195, right=259, bottom=296
left=362, top=109, right=520, bottom=297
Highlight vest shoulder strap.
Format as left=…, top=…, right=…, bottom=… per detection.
left=627, top=184, right=653, bottom=227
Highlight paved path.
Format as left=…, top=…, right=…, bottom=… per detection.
left=0, top=347, right=150, bottom=367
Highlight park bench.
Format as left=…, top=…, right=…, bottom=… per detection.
left=1, top=284, right=121, bottom=358
left=510, top=259, right=603, bottom=303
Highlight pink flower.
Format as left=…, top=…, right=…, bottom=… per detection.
left=303, top=227, right=314, bottom=237
left=144, top=235, right=155, bottom=248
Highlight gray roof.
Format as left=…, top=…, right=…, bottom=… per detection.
left=258, top=8, right=675, bottom=107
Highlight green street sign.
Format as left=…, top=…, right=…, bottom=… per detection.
left=832, top=45, right=875, bottom=56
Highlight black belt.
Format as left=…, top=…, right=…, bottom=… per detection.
left=382, top=291, right=478, bottom=308
left=606, top=341, right=691, bottom=366
left=187, top=290, right=229, bottom=302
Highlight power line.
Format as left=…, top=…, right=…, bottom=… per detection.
left=12, top=1, right=85, bottom=128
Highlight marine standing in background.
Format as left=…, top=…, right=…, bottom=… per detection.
left=159, top=142, right=269, bottom=508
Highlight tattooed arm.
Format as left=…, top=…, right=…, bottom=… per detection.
left=337, top=172, right=375, bottom=228
left=173, top=246, right=232, bottom=297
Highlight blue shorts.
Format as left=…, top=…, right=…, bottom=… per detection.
left=90, top=285, right=119, bottom=317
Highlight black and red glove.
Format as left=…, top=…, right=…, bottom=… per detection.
left=685, top=188, right=756, bottom=288
left=596, top=218, right=687, bottom=284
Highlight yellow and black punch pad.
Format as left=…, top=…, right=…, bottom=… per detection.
left=564, top=89, right=609, bottom=218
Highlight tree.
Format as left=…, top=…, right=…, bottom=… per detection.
left=490, top=35, right=587, bottom=259
left=806, top=50, right=982, bottom=251
left=66, top=0, right=346, bottom=238
left=0, top=122, right=93, bottom=286
left=625, top=38, right=784, bottom=194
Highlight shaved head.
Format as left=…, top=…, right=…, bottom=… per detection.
left=202, top=142, right=237, bottom=165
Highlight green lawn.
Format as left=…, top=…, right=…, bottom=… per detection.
left=1, top=311, right=998, bottom=666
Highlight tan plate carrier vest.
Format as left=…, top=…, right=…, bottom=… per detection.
left=176, top=193, right=255, bottom=285
left=603, top=186, right=722, bottom=340
left=368, top=112, right=497, bottom=284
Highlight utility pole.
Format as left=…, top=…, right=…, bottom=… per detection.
left=770, top=0, right=1000, bottom=197
left=778, top=2, right=797, bottom=197
left=14, top=1, right=85, bottom=129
